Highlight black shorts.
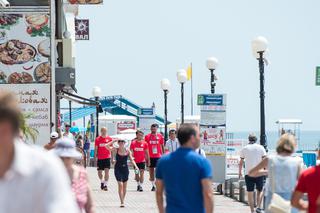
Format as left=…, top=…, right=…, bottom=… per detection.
left=97, top=158, right=111, bottom=170
left=245, top=175, right=264, bottom=192
left=149, top=158, right=160, bottom=168
left=136, top=162, right=146, bottom=170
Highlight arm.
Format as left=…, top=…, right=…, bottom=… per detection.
left=239, top=158, right=244, bottom=179
left=145, top=149, right=150, bottom=167
left=291, top=190, right=308, bottom=211
left=202, top=178, right=214, bottom=213
left=128, top=150, right=139, bottom=170
left=156, top=179, right=165, bottom=213
left=105, top=140, right=115, bottom=151
left=248, top=157, right=268, bottom=177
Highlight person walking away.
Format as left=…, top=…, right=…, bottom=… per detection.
left=63, top=123, right=74, bottom=139
left=106, top=139, right=139, bottom=207
left=291, top=163, right=320, bottom=213
left=44, top=131, right=59, bottom=150
left=239, top=134, right=266, bottom=213
left=130, top=130, right=150, bottom=191
left=0, top=90, right=78, bottom=213
left=145, top=124, right=164, bottom=191
left=54, top=138, right=95, bottom=213
left=195, top=146, right=206, bottom=158
left=83, top=132, right=91, bottom=166
left=249, top=134, right=303, bottom=213
left=94, top=127, right=113, bottom=191
left=165, top=129, right=179, bottom=153
left=156, top=124, right=214, bottom=213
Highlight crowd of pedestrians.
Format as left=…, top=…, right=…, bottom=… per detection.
left=1, top=89, right=320, bottom=213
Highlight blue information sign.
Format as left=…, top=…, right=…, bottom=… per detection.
left=197, top=94, right=225, bottom=106
left=139, top=108, right=154, bottom=116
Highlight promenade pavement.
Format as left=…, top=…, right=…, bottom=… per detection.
left=87, top=167, right=249, bottom=213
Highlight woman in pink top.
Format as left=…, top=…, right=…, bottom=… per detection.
left=54, top=137, right=95, bottom=213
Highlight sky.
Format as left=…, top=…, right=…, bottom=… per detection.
left=72, top=0, right=320, bottom=132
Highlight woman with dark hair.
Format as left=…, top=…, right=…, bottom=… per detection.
left=106, top=139, right=139, bottom=207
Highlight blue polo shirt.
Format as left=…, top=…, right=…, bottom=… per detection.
left=156, top=147, right=212, bottom=213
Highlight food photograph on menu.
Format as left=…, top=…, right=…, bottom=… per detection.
left=0, top=13, right=51, bottom=84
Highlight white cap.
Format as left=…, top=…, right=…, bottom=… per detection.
left=50, top=132, right=59, bottom=139
left=53, top=138, right=82, bottom=159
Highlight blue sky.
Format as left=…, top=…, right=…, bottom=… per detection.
left=73, top=0, right=320, bottom=131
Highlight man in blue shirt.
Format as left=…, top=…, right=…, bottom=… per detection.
left=156, top=124, right=214, bottom=213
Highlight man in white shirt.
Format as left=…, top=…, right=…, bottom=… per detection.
left=0, top=90, right=78, bottom=213
left=63, top=123, right=74, bottom=139
left=165, top=129, right=180, bottom=153
left=239, top=134, right=266, bottom=213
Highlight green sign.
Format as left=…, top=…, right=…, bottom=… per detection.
left=316, top=67, right=320, bottom=86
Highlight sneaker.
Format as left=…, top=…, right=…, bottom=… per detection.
left=120, top=203, right=125, bottom=208
left=256, top=208, right=263, bottom=213
left=137, top=186, right=140, bottom=191
left=151, top=186, right=156, bottom=191
left=100, top=183, right=104, bottom=190
left=103, top=185, right=108, bottom=191
left=139, top=186, right=143, bottom=192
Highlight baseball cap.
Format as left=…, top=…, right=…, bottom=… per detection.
left=50, top=132, right=59, bottom=139
left=53, top=138, right=82, bottom=159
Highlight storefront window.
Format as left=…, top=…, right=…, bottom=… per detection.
left=10, top=0, right=49, bottom=6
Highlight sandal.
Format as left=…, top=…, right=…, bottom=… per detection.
left=120, top=204, right=125, bottom=208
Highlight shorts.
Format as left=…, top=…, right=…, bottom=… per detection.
left=136, top=162, right=146, bottom=170
left=149, top=158, right=160, bottom=168
left=97, top=158, right=111, bottom=171
left=245, top=175, right=264, bottom=192
left=114, top=166, right=129, bottom=182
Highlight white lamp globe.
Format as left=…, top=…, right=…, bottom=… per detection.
left=92, top=86, right=102, bottom=97
left=252, top=48, right=269, bottom=59
left=161, top=78, right=171, bottom=91
left=177, top=69, right=188, bottom=83
left=252, top=36, right=268, bottom=53
left=206, top=57, right=219, bottom=70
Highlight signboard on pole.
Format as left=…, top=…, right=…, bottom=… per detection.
left=75, top=19, right=89, bottom=40
left=139, top=108, right=156, bottom=134
left=316, top=67, right=320, bottom=86
left=0, top=84, right=51, bottom=145
left=198, top=93, right=227, bottom=183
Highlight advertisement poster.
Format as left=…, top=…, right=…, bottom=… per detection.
left=117, top=121, right=136, bottom=134
left=75, top=19, right=89, bottom=40
left=68, top=0, right=103, bottom=4
left=200, top=126, right=226, bottom=156
left=0, top=84, right=51, bottom=145
left=0, top=13, right=51, bottom=84
left=226, top=139, right=247, bottom=175
left=138, top=108, right=155, bottom=134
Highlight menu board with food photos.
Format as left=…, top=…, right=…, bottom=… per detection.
left=0, top=13, right=51, bottom=84
left=68, top=0, right=103, bottom=4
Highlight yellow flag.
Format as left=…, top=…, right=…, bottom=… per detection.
left=186, top=64, right=192, bottom=81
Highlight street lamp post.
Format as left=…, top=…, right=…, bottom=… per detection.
left=161, top=78, right=170, bottom=142
left=252, top=36, right=268, bottom=151
left=177, top=69, right=188, bottom=124
left=206, top=57, right=219, bottom=94
left=92, top=86, right=102, bottom=137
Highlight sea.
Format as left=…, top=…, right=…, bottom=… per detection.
left=231, top=131, right=320, bottom=151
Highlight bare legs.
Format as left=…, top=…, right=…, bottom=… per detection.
left=98, top=168, right=109, bottom=190
left=117, top=181, right=128, bottom=206
left=247, top=192, right=255, bottom=213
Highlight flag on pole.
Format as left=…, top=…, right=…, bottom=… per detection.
left=186, top=64, right=192, bottom=81
left=86, top=120, right=91, bottom=134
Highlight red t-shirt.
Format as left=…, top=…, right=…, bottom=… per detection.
left=295, top=165, right=320, bottom=213
left=145, top=133, right=164, bottom=158
left=130, top=140, right=148, bottom=163
left=94, top=136, right=112, bottom=159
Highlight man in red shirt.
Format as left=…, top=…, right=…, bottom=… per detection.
left=130, top=130, right=150, bottom=192
left=145, top=124, right=164, bottom=191
left=94, top=127, right=113, bottom=191
left=291, top=165, right=320, bottom=213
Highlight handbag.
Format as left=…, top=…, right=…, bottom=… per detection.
left=267, top=157, right=291, bottom=213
